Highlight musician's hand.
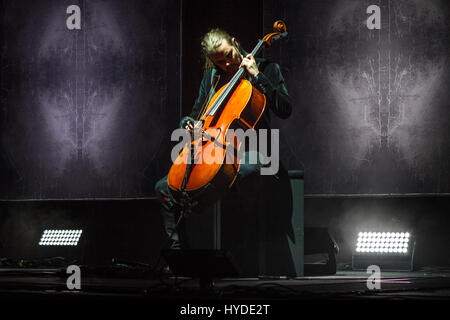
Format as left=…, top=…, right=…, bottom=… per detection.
left=239, top=53, right=259, bottom=79
left=185, top=120, right=194, bottom=134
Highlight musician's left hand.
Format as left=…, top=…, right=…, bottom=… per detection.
left=239, top=53, right=260, bottom=79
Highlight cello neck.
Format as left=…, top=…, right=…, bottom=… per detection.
left=231, top=39, right=266, bottom=87
left=250, top=39, right=266, bottom=58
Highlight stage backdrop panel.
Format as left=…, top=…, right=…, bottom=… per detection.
left=0, top=0, right=180, bottom=198
left=2, top=0, right=449, bottom=199
left=264, top=0, right=450, bottom=194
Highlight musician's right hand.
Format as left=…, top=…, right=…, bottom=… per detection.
left=185, top=120, right=194, bottom=134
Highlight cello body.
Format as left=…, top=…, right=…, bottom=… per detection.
left=167, top=79, right=266, bottom=205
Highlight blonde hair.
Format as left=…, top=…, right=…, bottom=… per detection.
left=201, top=28, right=234, bottom=70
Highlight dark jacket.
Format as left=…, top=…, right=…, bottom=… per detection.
left=180, top=58, right=292, bottom=129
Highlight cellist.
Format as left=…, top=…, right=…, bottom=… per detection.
left=154, top=28, right=292, bottom=250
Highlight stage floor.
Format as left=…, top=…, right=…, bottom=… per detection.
left=1, top=267, right=450, bottom=301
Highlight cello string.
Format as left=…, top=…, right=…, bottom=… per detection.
left=208, top=68, right=244, bottom=116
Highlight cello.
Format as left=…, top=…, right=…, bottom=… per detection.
left=168, top=21, right=288, bottom=211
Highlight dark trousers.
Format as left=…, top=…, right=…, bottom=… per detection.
left=154, top=151, right=263, bottom=249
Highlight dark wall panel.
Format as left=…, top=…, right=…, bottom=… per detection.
left=264, top=0, right=450, bottom=194
left=305, top=196, right=450, bottom=268
left=0, top=0, right=180, bottom=198
left=0, top=199, right=165, bottom=265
